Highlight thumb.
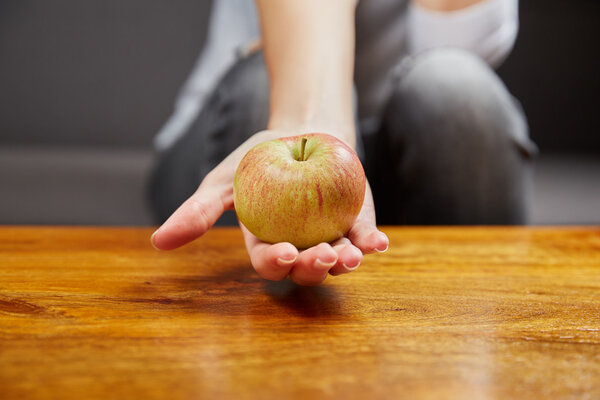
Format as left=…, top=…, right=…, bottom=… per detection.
left=151, top=179, right=233, bottom=250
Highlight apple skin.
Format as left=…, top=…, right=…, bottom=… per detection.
left=233, top=133, right=366, bottom=249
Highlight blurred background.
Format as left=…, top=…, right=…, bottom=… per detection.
left=0, top=0, right=598, bottom=226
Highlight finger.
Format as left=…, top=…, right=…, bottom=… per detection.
left=347, top=182, right=389, bottom=254
left=289, top=243, right=338, bottom=286
left=347, top=220, right=389, bottom=255
left=328, top=237, right=363, bottom=276
left=151, top=177, right=233, bottom=250
left=240, top=223, right=298, bottom=281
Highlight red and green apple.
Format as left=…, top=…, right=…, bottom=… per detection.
left=233, top=133, right=366, bottom=249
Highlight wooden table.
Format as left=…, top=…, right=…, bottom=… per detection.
left=1, top=227, right=599, bottom=399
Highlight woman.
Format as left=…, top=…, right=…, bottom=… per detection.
left=150, top=0, right=536, bottom=285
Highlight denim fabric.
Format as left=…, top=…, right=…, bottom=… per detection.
left=149, top=48, right=536, bottom=225
left=367, top=48, right=537, bottom=224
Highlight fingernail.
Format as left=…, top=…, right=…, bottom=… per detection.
left=315, top=258, right=337, bottom=269
left=277, top=256, right=296, bottom=266
left=375, top=244, right=388, bottom=253
left=342, top=260, right=361, bottom=271
left=150, top=230, right=160, bottom=250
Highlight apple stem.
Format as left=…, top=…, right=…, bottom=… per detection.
left=299, top=137, right=308, bottom=161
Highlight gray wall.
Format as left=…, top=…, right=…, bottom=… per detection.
left=0, top=1, right=211, bottom=149
left=497, top=0, right=600, bottom=154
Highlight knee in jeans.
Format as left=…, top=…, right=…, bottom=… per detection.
left=377, top=49, right=534, bottom=224
left=384, top=47, right=526, bottom=150
left=201, top=50, right=271, bottom=165
left=221, top=51, right=270, bottom=129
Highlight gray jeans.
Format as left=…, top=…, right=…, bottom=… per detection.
left=149, top=48, right=536, bottom=225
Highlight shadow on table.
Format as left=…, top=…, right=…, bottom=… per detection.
left=263, top=279, right=344, bottom=318
left=124, top=264, right=345, bottom=318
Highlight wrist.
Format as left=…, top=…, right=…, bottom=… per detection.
left=256, top=0, right=357, bottom=148
left=268, top=100, right=356, bottom=149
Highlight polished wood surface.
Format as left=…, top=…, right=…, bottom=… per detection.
left=1, top=226, right=599, bottom=399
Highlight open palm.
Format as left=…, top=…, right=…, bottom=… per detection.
left=151, top=130, right=389, bottom=286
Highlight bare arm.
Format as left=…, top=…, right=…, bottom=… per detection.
left=413, top=0, right=484, bottom=11
left=257, top=0, right=357, bottom=147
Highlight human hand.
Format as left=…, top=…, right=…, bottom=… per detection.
left=151, top=130, right=389, bottom=286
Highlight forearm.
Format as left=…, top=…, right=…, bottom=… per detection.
left=255, top=0, right=357, bottom=148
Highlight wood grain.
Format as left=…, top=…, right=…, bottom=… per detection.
left=0, top=226, right=599, bottom=399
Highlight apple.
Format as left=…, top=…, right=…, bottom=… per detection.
left=233, top=133, right=366, bottom=249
